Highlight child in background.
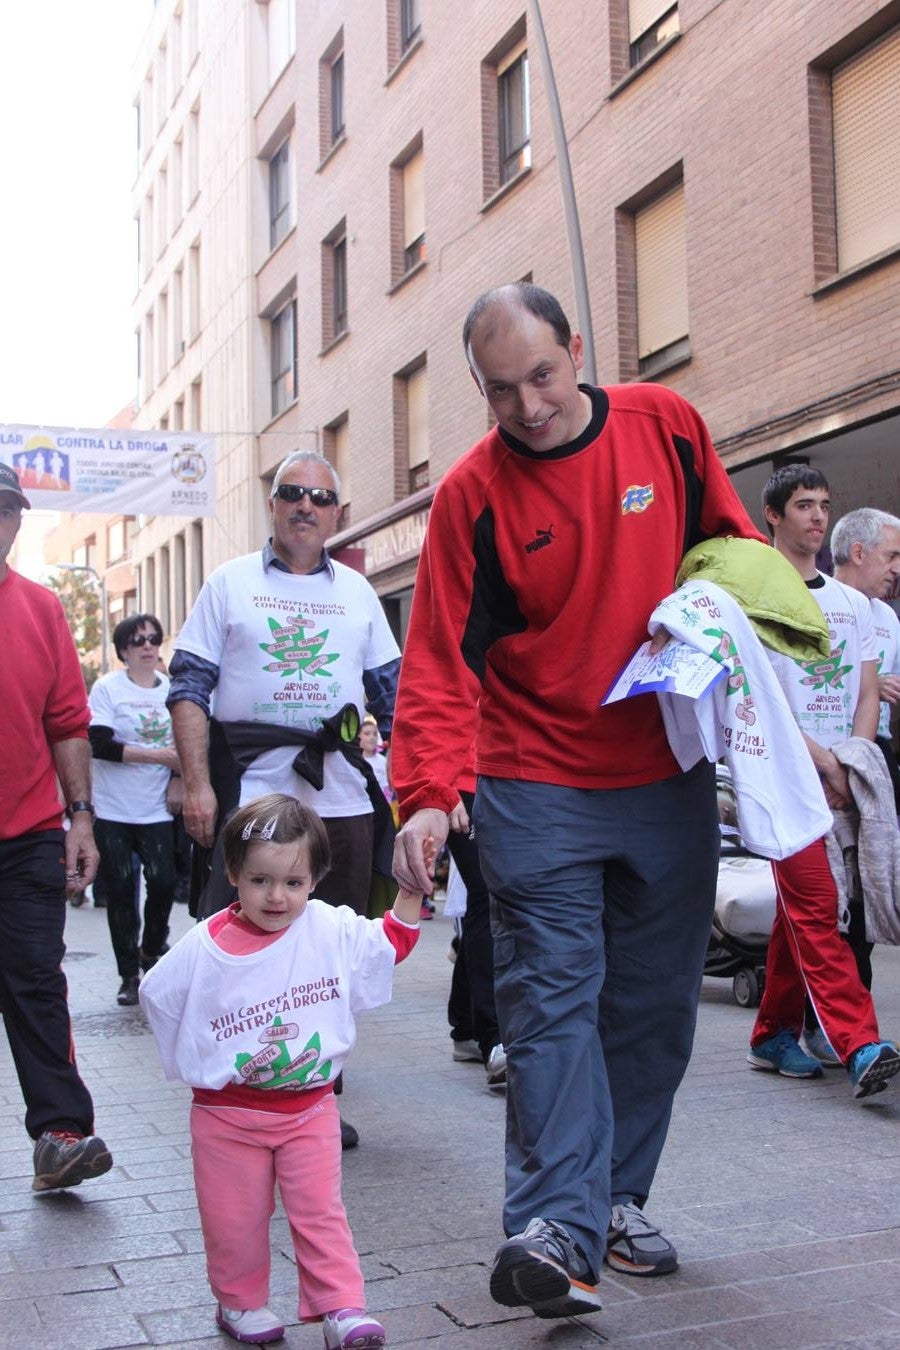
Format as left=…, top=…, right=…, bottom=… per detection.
left=139, top=793, right=425, bottom=1349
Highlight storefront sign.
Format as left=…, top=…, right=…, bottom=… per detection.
left=363, top=509, right=430, bottom=575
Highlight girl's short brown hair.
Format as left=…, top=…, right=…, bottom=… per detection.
left=221, top=793, right=331, bottom=884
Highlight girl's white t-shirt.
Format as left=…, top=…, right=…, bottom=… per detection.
left=138, top=899, right=396, bottom=1091
left=174, top=554, right=400, bottom=816
left=89, top=670, right=173, bottom=824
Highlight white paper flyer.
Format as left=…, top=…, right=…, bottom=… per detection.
left=602, top=640, right=728, bottom=706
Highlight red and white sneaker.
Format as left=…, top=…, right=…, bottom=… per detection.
left=215, top=1303, right=285, bottom=1344
left=322, top=1307, right=385, bottom=1349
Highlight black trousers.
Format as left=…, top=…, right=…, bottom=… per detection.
left=314, top=813, right=374, bottom=917
left=94, top=819, right=176, bottom=980
left=446, top=791, right=499, bottom=1061
left=0, top=830, right=95, bottom=1139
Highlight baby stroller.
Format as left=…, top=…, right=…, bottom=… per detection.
left=704, top=766, right=777, bottom=1007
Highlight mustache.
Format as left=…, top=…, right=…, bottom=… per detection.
left=288, top=512, right=318, bottom=525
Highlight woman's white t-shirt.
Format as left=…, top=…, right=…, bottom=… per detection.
left=89, top=670, right=173, bottom=824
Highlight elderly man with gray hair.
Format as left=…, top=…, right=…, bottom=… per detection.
left=167, top=450, right=401, bottom=1149
left=832, top=505, right=900, bottom=796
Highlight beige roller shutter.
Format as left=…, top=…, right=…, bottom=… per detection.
left=403, top=150, right=425, bottom=250
left=635, top=183, right=688, bottom=360
left=407, top=365, right=429, bottom=469
left=832, top=27, right=900, bottom=271
left=629, top=0, right=674, bottom=43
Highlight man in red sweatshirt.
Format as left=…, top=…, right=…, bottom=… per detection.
left=0, top=461, right=112, bottom=1192
left=391, top=284, right=761, bottom=1320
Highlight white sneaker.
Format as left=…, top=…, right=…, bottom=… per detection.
left=452, top=1038, right=482, bottom=1062
left=803, top=1027, right=842, bottom=1066
left=322, top=1307, right=385, bottom=1348
left=486, top=1044, right=507, bottom=1087
left=215, top=1303, right=285, bottom=1344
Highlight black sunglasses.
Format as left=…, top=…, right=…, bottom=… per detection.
left=274, top=484, right=339, bottom=507
left=128, top=633, right=163, bottom=648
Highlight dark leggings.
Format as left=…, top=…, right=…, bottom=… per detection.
left=94, top=819, right=176, bottom=980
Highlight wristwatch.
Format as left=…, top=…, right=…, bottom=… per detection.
left=66, top=800, right=96, bottom=819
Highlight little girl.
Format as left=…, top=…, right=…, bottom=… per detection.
left=139, top=792, right=425, bottom=1348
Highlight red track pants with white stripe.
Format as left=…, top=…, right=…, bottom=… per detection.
left=750, top=839, right=880, bottom=1064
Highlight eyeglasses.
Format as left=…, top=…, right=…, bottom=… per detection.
left=273, top=484, right=339, bottom=507
left=128, top=633, right=163, bottom=648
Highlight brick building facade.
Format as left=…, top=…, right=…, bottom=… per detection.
left=131, top=0, right=900, bottom=643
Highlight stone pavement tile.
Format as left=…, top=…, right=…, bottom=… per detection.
left=112, top=1251, right=211, bottom=1286
left=143, top=1188, right=200, bottom=1213
left=2, top=1198, right=184, bottom=1239
left=667, top=1218, right=823, bottom=1260
left=378, top=1236, right=497, bottom=1275
left=8, top=1228, right=184, bottom=1271
left=388, top=1318, right=606, bottom=1347
left=602, top=1251, right=788, bottom=1298
left=116, top=1155, right=195, bottom=1182
left=589, top=1286, right=765, bottom=1340
left=0, top=1299, right=41, bottom=1345
left=0, top=1264, right=116, bottom=1300
left=134, top=1304, right=220, bottom=1346
left=713, top=1301, right=900, bottom=1348
left=763, top=1230, right=900, bottom=1273
left=172, top=1226, right=205, bottom=1254
left=734, top=1259, right=900, bottom=1312
left=871, top=1281, right=900, bottom=1313
left=23, top=1313, right=150, bottom=1350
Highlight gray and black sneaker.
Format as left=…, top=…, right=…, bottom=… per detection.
left=490, top=1217, right=602, bottom=1318
left=605, top=1201, right=678, bottom=1276
left=32, top=1131, right=113, bottom=1191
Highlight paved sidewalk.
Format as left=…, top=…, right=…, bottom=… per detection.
left=1, top=899, right=899, bottom=1349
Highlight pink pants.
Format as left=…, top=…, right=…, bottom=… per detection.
left=751, top=840, right=880, bottom=1063
left=190, top=1093, right=365, bottom=1320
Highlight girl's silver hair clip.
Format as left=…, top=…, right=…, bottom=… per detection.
left=241, top=816, right=258, bottom=841
left=259, top=815, right=279, bottom=841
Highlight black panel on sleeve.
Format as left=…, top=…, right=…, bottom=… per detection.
left=672, top=433, right=703, bottom=557
left=460, top=506, right=528, bottom=682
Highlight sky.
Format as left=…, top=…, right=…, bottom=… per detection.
left=0, top=2, right=155, bottom=432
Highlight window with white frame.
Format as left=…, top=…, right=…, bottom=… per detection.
left=628, top=0, right=679, bottom=67
left=401, top=0, right=421, bottom=51
left=498, top=40, right=531, bottom=186
left=319, top=31, right=345, bottom=161
left=635, top=181, right=689, bottom=374
left=271, top=299, right=297, bottom=417
left=406, top=363, right=429, bottom=491
left=267, top=0, right=296, bottom=88
left=831, top=26, right=900, bottom=272
left=269, top=137, right=291, bottom=250
left=403, top=149, right=425, bottom=270
left=321, top=221, right=348, bottom=346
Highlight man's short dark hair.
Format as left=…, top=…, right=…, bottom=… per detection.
left=113, top=613, right=163, bottom=661
left=761, top=464, right=830, bottom=537
left=462, top=282, right=572, bottom=357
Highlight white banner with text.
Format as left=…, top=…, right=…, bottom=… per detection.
left=0, top=424, right=216, bottom=517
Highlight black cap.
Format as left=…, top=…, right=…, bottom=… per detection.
left=0, top=462, right=31, bottom=509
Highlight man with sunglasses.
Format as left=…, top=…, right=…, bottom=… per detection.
left=88, top=614, right=181, bottom=1007
left=0, top=461, right=113, bottom=1192
left=168, top=450, right=400, bottom=1148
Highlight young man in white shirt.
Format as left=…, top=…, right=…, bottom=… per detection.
left=746, top=466, right=899, bottom=1098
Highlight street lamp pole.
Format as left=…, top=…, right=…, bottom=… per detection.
left=57, top=563, right=109, bottom=674
left=527, top=0, right=596, bottom=383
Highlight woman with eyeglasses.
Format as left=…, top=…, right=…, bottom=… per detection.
left=88, top=614, right=181, bottom=1006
